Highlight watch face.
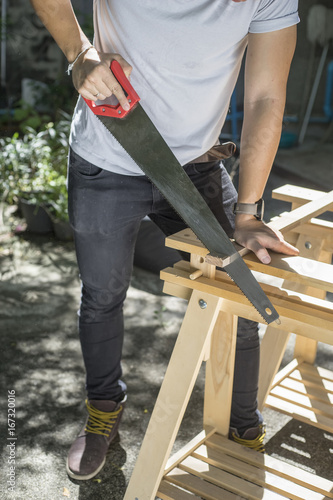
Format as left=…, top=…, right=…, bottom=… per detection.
left=255, top=199, right=264, bottom=220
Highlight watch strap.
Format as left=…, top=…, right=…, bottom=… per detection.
left=233, top=198, right=264, bottom=220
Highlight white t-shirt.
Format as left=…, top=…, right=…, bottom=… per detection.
left=70, top=0, right=299, bottom=176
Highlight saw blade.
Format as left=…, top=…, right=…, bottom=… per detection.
left=91, top=104, right=278, bottom=324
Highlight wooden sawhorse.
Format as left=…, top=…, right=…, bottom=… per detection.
left=124, top=185, right=333, bottom=500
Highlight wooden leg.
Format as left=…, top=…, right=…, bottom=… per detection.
left=124, top=290, right=223, bottom=500
left=258, top=327, right=291, bottom=411
left=203, top=311, right=238, bottom=435
left=290, top=234, right=331, bottom=364
left=258, top=232, right=332, bottom=409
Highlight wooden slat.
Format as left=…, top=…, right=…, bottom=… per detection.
left=266, top=361, right=333, bottom=433
left=193, top=444, right=327, bottom=500
left=243, top=253, right=333, bottom=294
left=290, top=370, right=333, bottom=393
left=160, top=266, right=333, bottom=343
left=299, top=363, right=333, bottom=383
left=203, top=312, right=238, bottom=435
left=258, top=327, right=291, bottom=410
left=179, top=455, right=301, bottom=500
left=271, top=184, right=327, bottom=205
left=280, top=377, right=333, bottom=403
left=270, top=385, right=333, bottom=417
left=166, top=230, right=208, bottom=256
left=157, top=480, right=202, bottom=500
left=206, top=433, right=333, bottom=498
left=290, top=219, right=333, bottom=253
left=270, top=358, right=303, bottom=389
left=265, top=394, right=333, bottom=432
left=164, top=427, right=216, bottom=475
left=165, top=468, right=247, bottom=500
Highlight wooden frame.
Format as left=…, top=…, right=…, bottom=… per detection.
left=123, top=186, right=333, bottom=500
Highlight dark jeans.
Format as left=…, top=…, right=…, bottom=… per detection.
left=68, top=148, right=262, bottom=432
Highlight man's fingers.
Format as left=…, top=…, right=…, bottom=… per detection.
left=103, top=55, right=133, bottom=110
left=249, top=241, right=271, bottom=264
left=267, top=237, right=299, bottom=256
left=73, top=52, right=133, bottom=110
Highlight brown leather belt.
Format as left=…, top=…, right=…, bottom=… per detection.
left=187, top=142, right=236, bottom=165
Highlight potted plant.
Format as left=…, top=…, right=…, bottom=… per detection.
left=0, top=114, right=72, bottom=237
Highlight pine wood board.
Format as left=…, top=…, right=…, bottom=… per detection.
left=271, top=184, right=327, bottom=205
left=192, top=444, right=327, bottom=500
left=160, top=266, right=333, bottom=342
left=266, top=361, right=333, bottom=433
left=157, top=480, right=202, bottom=500
left=175, top=456, right=287, bottom=500
left=206, top=433, right=333, bottom=497
left=243, top=252, right=333, bottom=293
left=164, top=468, right=248, bottom=500
left=177, top=454, right=327, bottom=500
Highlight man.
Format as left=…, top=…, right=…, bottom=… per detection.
left=31, top=0, right=299, bottom=481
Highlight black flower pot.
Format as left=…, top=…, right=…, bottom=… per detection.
left=52, top=218, right=73, bottom=241
left=19, top=198, right=53, bottom=234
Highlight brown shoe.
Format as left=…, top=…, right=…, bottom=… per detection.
left=229, top=424, right=266, bottom=453
left=66, top=396, right=126, bottom=480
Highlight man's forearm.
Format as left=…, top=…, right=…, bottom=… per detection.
left=237, top=26, right=296, bottom=205
left=30, top=0, right=91, bottom=62
left=237, top=95, right=285, bottom=204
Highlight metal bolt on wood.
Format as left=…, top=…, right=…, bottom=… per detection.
left=199, top=299, right=207, bottom=309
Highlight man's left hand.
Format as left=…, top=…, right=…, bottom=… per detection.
left=233, top=214, right=299, bottom=264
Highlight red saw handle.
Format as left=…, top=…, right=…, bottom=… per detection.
left=84, top=60, right=140, bottom=118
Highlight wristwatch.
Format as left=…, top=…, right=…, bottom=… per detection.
left=233, top=198, right=264, bottom=221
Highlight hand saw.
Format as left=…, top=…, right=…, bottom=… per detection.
left=84, top=60, right=279, bottom=324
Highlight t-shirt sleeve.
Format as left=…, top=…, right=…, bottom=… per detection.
left=249, top=0, right=299, bottom=34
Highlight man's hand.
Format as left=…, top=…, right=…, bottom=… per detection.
left=234, top=214, right=299, bottom=264
left=72, top=49, right=132, bottom=111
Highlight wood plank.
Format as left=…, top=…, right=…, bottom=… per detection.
left=193, top=444, right=327, bottom=500
left=161, top=267, right=333, bottom=344
left=124, top=291, right=223, bottom=500
left=166, top=230, right=208, bottom=256
left=157, top=480, right=202, bottom=500
left=203, top=312, right=238, bottom=435
left=290, top=233, right=331, bottom=362
left=242, top=253, right=333, bottom=294
left=290, top=219, right=333, bottom=253
left=289, top=370, right=333, bottom=393
left=271, top=358, right=303, bottom=389
left=163, top=281, right=192, bottom=302
left=270, top=385, right=333, bottom=417
left=179, top=455, right=305, bottom=500
left=164, top=427, right=216, bottom=475
left=206, top=433, right=333, bottom=498
left=165, top=468, right=247, bottom=500
left=272, top=184, right=326, bottom=205
left=258, top=328, right=291, bottom=410
left=299, top=363, right=333, bottom=383
left=177, top=457, right=284, bottom=500
left=265, top=394, right=333, bottom=432
left=280, top=377, right=333, bottom=404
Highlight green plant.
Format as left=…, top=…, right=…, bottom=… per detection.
left=0, top=114, right=71, bottom=221
left=0, top=100, right=52, bottom=135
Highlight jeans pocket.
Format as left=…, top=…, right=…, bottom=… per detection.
left=70, top=149, right=103, bottom=177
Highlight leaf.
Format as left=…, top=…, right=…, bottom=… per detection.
left=63, top=487, right=70, bottom=497
left=93, top=478, right=102, bottom=483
